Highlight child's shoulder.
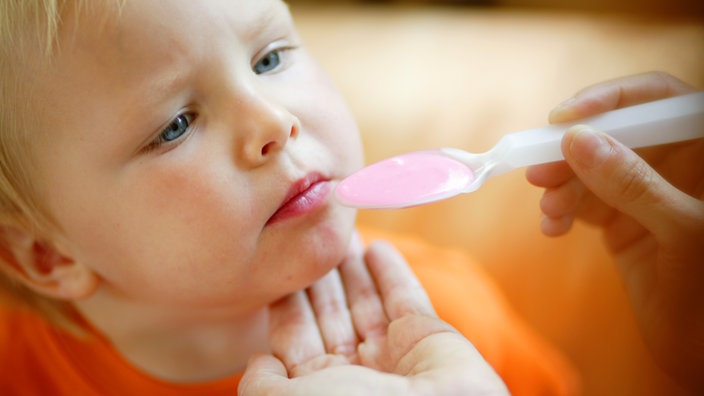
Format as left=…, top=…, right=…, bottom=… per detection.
left=0, top=301, right=41, bottom=349
left=0, top=301, right=57, bottom=394
left=0, top=302, right=110, bottom=394
left=0, top=300, right=241, bottom=395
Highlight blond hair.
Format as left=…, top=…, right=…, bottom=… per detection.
left=0, top=0, right=83, bottom=333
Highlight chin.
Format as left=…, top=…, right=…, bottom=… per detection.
left=281, top=205, right=357, bottom=292
left=311, top=206, right=356, bottom=269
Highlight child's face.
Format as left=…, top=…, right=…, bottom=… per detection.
left=28, top=0, right=363, bottom=310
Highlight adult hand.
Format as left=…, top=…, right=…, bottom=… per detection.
left=239, top=237, right=508, bottom=396
left=526, top=71, right=704, bottom=392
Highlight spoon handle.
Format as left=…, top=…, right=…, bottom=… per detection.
left=489, top=92, right=704, bottom=173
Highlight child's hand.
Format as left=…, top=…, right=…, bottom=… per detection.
left=526, top=71, right=704, bottom=391
left=238, top=239, right=508, bottom=396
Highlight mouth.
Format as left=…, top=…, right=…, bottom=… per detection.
left=266, top=173, right=333, bottom=226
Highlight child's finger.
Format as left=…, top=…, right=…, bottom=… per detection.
left=306, top=268, right=358, bottom=358
left=268, top=291, right=326, bottom=372
left=549, top=71, right=694, bottom=124
left=338, top=243, right=389, bottom=341
left=238, top=354, right=288, bottom=396
left=364, top=241, right=436, bottom=321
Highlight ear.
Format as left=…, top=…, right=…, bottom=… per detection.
left=0, top=226, right=98, bottom=301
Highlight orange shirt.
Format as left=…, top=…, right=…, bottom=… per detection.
left=0, top=228, right=579, bottom=395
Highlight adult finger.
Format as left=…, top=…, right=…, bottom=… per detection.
left=538, top=177, right=620, bottom=237
left=525, top=160, right=575, bottom=188
left=561, top=124, right=702, bottom=237
left=549, top=72, right=694, bottom=123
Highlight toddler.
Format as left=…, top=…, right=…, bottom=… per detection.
left=0, top=1, right=577, bottom=394
left=8, top=1, right=698, bottom=395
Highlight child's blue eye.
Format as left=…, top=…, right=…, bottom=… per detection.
left=161, top=114, right=191, bottom=142
left=147, top=113, right=195, bottom=151
left=253, top=50, right=281, bottom=74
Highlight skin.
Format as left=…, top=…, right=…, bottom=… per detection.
left=239, top=239, right=509, bottom=396
left=22, top=0, right=363, bottom=381
left=526, top=72, right=704, bottom=392
left=12, top=0, right=698, bottom=392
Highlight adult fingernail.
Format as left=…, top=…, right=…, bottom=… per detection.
left=568, top=125, right=614, bottom=168
left=554, top=97, right=577, bottom=112
left=549, top=97, right=577, bottom=122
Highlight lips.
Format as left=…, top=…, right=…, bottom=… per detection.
left=266, top=173, right=332, bottom=226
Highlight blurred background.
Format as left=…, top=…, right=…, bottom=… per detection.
left=288, top=1, right=702, bottom=395
left=290, top=0, right=704, bottom=16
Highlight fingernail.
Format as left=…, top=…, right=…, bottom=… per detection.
left=554, top=97, right=577, bottom=112
left=549, top=97, right=577, bottom=122
left=568, top=125, right=614, bottom=168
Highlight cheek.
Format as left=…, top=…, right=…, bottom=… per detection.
left=253, top=204, right=356, bottom=296
left=57, top=160, right=263, bottom=303
left=307, top=89, right=364, bottom=172
left=295, top=60, right=364, bottom=171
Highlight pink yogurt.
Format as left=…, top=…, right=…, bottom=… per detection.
left=335, top=151, right=475, bottom=209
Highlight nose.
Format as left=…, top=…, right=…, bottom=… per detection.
left=238, top=92, right=300, bottom=167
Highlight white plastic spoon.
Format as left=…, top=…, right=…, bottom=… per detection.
left=335, top=92, right=704, bottom=209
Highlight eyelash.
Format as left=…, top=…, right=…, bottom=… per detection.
left=253, top=45, right=296, bottom=75
left=145, top=112, right=197, bottom=152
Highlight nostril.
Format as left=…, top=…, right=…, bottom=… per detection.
left=259, top=121, right=297, bottom=158
left=261, top=141, right=274, bottom=156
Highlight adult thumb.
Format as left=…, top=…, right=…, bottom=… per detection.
left=561, top=124, right=688, bottom=233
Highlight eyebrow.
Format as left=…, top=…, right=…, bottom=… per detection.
left=243, top=6, right=289, bottom=43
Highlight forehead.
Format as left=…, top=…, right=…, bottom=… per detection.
left=27, top=0, right=294, bottom=135
left=59, top=0, right=291, bottom=75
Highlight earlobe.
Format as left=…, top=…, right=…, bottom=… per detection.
left=0, top=226, right=98, bottom=301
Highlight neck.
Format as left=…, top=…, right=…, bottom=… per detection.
left=74, top=288, right=270, bottom=383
